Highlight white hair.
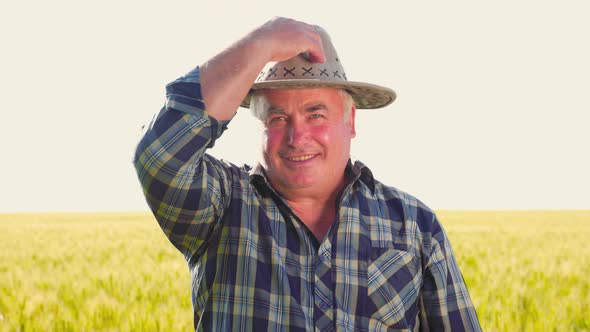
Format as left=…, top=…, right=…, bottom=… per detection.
left=340, top=89, right=354, bottom=120
left=250, top=89, right=354, bottom=123
left=250, top=92, right=271, bottom=122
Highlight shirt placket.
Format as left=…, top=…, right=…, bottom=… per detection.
left=260, top=180, right=341, bottom=331
left=313, top=241, right=335, bottom=332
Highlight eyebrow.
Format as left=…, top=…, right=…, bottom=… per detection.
left=266, top=107, right=285, bottom=115
left=305, top=103, right=327, bottom=111
left=264, top=103, right=327, bottom=118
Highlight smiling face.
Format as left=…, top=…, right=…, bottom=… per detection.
left=257, top=88, right=356, bottom=200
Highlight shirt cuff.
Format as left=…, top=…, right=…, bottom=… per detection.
left=165, top=66, right=229, bottom=146
left=165, top=66, right=207, bottom=116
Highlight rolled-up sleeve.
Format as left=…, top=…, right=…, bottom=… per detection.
left=134, top=66, right=233, bottom=260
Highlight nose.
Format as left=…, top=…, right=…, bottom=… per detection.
left=286, top=119, right=308, bottom=147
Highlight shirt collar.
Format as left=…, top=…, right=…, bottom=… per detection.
left=249, top=158, right=376, bottom=196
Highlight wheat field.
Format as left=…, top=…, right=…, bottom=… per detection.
left=0, top=211, right=588, bottom=331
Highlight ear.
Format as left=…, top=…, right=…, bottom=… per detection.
left=349, top=105, right=357, bottom=138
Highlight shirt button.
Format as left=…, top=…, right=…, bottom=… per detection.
left=319, top=302, right=329, bottom=309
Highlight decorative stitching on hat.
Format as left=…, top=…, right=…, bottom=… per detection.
left=302, top=67, right=314, bottom=76
left=283, top=67, right=296, bottom=77
left=244, top=25, right=396, bottom=109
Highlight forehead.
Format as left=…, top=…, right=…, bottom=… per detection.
left=260, top=88, right=343, bottom=107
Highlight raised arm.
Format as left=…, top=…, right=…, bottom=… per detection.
left=134, top=17, right=325, bottom=260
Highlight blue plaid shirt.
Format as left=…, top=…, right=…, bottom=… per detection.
left=134, top=67, right=481, bottom=331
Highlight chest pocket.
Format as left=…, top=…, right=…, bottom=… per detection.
left=367, top=248, right=421, bottom=328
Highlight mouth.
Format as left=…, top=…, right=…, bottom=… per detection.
left=284, top=154, right=317, bottom=162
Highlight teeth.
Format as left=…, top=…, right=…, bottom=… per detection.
left=288, top=155, right=315, bottom=162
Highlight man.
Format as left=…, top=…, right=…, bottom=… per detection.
left=134, top=17, right=481, bottom=331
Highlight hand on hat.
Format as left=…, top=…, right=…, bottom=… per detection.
left=248, top=17, right=325, bottom=64
left=200, top=17, right=326, bottom=122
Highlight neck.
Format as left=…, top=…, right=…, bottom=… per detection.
left=278, top=179, right=347, bottom=242
left=287, top=197, right=337, bottom=242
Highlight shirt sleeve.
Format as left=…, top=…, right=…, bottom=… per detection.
left=419, top=214, right=482, bottom=331
left=133, top=66, right=234, bottom=261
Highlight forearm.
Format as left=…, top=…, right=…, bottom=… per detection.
left=200, top=36, right=268, bottom=122
left=200, top=17, right=326, bottom=122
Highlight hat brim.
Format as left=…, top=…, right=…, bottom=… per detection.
left=240, top=79, right=396, bottom=109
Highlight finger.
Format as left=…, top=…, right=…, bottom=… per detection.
left=302, top=28, right=325, bottom=63
left=307, top=37, right=325, bottom=63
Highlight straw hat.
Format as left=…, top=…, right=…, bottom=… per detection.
left=240, top=25, right=396, bottom=109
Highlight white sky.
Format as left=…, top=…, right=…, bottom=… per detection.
left=1, top=0, right=589, bottom=212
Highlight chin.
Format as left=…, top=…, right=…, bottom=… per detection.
left=282, top=174, right=321, bottom=190
left=286, top=178, right=317, bottom=189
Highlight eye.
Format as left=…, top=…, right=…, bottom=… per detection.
left=310, top=113, right=324, bottom=120
left=268, top=116, right=287, bottom=125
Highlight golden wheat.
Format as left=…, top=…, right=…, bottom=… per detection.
left=0, top=211, right=588, bottom=331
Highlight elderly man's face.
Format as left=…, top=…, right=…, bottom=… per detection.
left=260, top=88, right=356, bottom=198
